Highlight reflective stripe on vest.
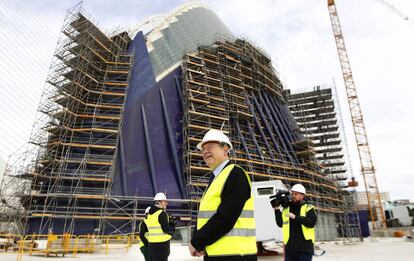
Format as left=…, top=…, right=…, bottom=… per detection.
left=145, top=209, right=172, bottom=243
left=197, top=164, right=257, bottom=256
left=282, top=204, right=316, bottom=244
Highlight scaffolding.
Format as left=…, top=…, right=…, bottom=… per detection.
left=182, top=39, right=343, bottom=240
left=286, top=86, right=361, bottom=240
left=0, top=5, right=361, bottom=239
left=0, top=4, right=140, bottom=235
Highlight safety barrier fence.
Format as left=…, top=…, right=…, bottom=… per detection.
left=0, top=234, right=23, bottom=252
left=0, top=234, right=142, bottom=260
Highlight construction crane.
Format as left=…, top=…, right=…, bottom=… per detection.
left=376, top=0, right=409, bottom=21
left=327, top=0, right=387, bottom=229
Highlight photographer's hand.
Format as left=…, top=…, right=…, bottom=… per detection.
left=274, top=205, right=283, bottom=211
left=288, top=212, right=296, bottom=219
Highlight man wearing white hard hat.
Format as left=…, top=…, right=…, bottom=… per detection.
left=273, top=184, right=317, bottom=261
left=138, top=207, right=151, bottom=261
left=139, top=193, right=175, bottom=261
left=189, top=129, right=257, bottom=260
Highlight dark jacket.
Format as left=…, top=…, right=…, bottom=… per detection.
left=275, top=201, right=317, bottom=254
left=138, top=220, right=149, bottom=246
left=139, top=205, right=175, bottom=260
left=191, top=161, right=257, bottom=260
left=139, top=219, right=150, bottom=261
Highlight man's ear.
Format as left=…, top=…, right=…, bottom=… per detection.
left=223, top=145, right=229, bottom=155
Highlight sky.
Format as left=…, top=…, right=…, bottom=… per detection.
left=0, top=0, right=413, bottom=201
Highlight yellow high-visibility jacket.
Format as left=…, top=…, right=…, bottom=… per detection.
left=282, top=204, right=316, bottom=244
left=144, top=210, right=172, bottom=243
left=197, top=164, right=257, bottom=256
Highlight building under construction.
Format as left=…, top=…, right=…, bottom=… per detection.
left=286, top=87, right=349, bottom=186
left=286, top=87, right=360, bottom=238
left=0, top=3, right=358, bottom=239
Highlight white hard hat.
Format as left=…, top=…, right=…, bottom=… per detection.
left=144, top=207, right=151, bottom=214
left=291, top=184, right=306, bottom=195
left=196, top=129, right=233, bottom=151
left=154, top=192, right=167, bottom=201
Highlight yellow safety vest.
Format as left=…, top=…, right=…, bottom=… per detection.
left=144, top=209, right=172, bottom=243
left=197, top=164, right=257, bottom=256
left=281, top=204, right=316, bottom=244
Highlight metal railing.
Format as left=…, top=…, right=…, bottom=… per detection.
left=14, top=233, right=140, bottom=260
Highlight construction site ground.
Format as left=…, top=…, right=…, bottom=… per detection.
left=1, top=237, right=412, bottom=261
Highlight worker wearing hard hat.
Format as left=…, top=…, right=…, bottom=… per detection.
left=274, top=184, right=317, bottom=261
left=139, top=193, right=175, bottom=261
left=189, top=129, right=257, bottom=260
left=138, top=207, right=151, bottom=261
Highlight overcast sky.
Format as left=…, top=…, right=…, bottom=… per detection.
left=0, top=0, right=413, bottom=201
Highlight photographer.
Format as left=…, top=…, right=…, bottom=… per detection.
left=272, top=184, right=317, bottom=261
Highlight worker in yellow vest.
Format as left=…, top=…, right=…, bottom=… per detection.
left=139, top=193, right=175, bottom=261
left=274, top=184, right=317, bottom=261
left=138, top=207, right=151, bottom=261
left=189, top=129, right=257, bottom=260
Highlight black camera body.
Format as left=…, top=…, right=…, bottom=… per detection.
left=269, top=190, right=291, bottom=208
left=168, top=215, right=180, bottom=226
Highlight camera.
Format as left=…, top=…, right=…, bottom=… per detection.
left=269, top=190, right=291, bottom=208
left=168, top=215, right=181, bottom=226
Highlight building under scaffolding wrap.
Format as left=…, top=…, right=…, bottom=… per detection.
left=286, top=87, right=361, bottom=239
left=286, top=87, right=347, bottom=183
left=0, top=3, right=359, bottom=239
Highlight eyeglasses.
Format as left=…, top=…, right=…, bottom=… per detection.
left=201, top=143, right=223, bottom=152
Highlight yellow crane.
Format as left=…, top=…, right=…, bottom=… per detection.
left=327, top=0, right=387, bottom=229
